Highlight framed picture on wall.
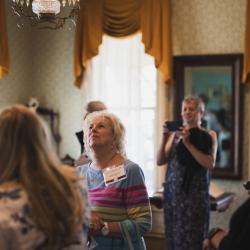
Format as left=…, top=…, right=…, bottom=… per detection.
left=173, top=54, right=244, bottom=179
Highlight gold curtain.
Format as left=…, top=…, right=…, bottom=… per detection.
left=243, top=0, right=250, bottom=83
left=104, top=0, right=140, bottom=37
left=74, top=0, right=172, bottom=88
left=0, top=0, right=10, bottom=79
left=141, top=0, right=172, bottom=85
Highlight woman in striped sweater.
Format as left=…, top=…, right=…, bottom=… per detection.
left=78, top=111, right=152, bottom=250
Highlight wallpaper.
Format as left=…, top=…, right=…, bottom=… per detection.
left=28, top=27, right=83, bottom=159
left=1, top=0, right=83, bottom=159
left=0, top=2, right=31, bottom=107
left=172, top=0, right=246, bottom=55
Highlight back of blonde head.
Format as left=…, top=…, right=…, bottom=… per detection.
left=84, top=101, right=107, bottom=120
left=0, top=105, right=56, bottom=181
left=0, top=105, right=84, bottom=249
left=86, top=100, right=107, bottom=113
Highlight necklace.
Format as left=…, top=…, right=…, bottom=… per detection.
left=92, top=152, right=119, bottom=169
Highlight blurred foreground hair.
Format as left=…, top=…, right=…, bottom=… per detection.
left=0, top=105, right=84, bottom=249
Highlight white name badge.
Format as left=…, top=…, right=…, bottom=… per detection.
left=103, top=164, right=127, bottom=186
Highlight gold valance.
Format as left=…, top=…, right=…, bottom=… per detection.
left=0, top=0, right=10, bottom=79
left=74, top=0, right=172, bottom=88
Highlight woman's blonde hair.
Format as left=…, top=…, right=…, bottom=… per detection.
left=0, top=105, right=84, bottom=249
left=83, top=111, right=126, bottom=157
left=86, top=100, right=107, bottom=113
left=182, top=95, right=205, bottom=114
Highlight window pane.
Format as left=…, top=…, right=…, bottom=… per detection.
left=141, top=65, right=157, bottom=108
left=85, top=34, right=157, bottom=195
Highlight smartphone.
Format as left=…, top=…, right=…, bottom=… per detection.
left=243, top=181, right=250, bottom=190
left=164, top=121, right=183, bottom=131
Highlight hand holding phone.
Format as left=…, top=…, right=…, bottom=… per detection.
left=164, top=121, right=183, bottom=132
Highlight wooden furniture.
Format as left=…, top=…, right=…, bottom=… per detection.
left=144, top=205, right=166, bottom=250
left=144, top=232, right=166, bottom=250
left=36, top=106, right=61, bottom=154
left=210, top=192, right=235, bottom=212
left=150, top=191, right=235, bottom=212
left=34, top=105, right=76, bottom=166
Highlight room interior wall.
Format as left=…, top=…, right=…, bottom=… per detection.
left=1, top=0, right=83, bottom=160
left=172, top=0, right=246, bottom=55
left=0, top=1, right=32, bottom=107
left=28, top=27, right=83, bottom=159
left=171, top=0, right=249, bottom=230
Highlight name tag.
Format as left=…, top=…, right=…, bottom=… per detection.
left=103, top=165, right=127, bottom=186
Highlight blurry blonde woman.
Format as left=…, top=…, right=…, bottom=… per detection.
left=0, top=105, right=89, bottom=250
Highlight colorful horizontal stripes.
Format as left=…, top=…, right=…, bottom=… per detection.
left=78, top=159, right=152, bottom=234
left=88, top=184, right=150, bottom=221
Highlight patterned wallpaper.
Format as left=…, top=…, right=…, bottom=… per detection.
left=0, top=1, right=31, bottom=107
left=1, top=0, right=83, bottom=159
left=28, top=27, right=83, bottom=159
left=172, top=0, right=246, bottom=55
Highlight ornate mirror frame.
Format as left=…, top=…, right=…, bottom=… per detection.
left=173, top=54, right=244, bottom=179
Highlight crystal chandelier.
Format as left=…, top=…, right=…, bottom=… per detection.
left=11, top=0, right=80, bottom=30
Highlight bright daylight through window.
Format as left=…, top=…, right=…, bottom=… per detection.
left=82, top=33, right=157, bottom=194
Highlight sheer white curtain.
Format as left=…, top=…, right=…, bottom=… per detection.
left=81, top=33, right=157, bottom=194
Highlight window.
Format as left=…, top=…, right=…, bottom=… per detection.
left=82, top=33, right=157, bottom=194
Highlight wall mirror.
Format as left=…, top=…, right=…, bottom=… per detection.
left=173, top=54, right=244, bottom=179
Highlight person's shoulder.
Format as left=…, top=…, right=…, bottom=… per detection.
left=206, top=129, right=217, bottom=144
left=189, top=127, right=212, bottom=140
left=208, top=129, right=217, bottom=138
left=74, top=154, right=90, bottom=168
left=123, top=159, right=143, bottom=174
left=124, top=159, right=140, bottom=168
left=77, top=162, right=91, bottom=175
left=194, top=127, right=216, bottom=139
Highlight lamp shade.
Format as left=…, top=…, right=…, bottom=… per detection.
left=32, top=0, right=61, bottom=15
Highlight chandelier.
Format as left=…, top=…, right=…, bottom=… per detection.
left=11, top=0, right=80, bottom=30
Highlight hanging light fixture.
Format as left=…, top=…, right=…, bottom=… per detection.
left=11, top=0, right=80, bottom=30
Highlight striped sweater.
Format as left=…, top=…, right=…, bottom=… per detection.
left=78, top=159, right=152, bottom=249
